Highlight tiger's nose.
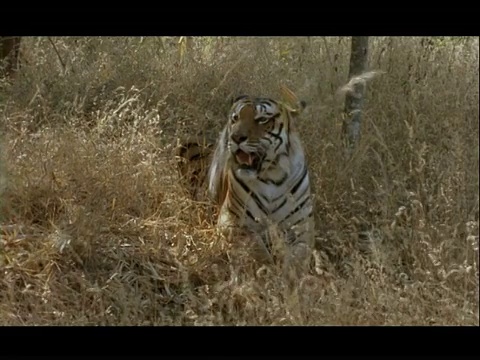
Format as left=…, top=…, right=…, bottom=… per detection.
left=231, top=133, right=248, bottom=144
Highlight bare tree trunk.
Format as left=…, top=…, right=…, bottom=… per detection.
left=342, top=36, right=369, bottom=157
left=0, top=36, right=22, bottom=78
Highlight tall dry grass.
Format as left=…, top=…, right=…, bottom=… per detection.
left=0, top=36, right=478, bottom=325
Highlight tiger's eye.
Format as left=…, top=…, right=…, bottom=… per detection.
left=257, top=117, right=270, bottom=124
left=231, top=113, right=239, bottom=122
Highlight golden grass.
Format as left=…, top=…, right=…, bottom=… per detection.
left=0, top=36, right=478, bottom=325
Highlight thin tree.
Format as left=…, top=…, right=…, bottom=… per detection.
left=342, top=36, right=369, bottom=157
left=0, top=36, right=21, bottom=78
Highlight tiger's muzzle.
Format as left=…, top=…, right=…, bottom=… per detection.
left=229, top=139, right=265, bottom=172
left=234, top=149, right=262, bottom=170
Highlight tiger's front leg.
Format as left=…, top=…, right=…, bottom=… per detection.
left=282, top=218, right=315, bottom=279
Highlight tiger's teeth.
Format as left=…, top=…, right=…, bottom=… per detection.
left=236, top=150, right=250, bottom=165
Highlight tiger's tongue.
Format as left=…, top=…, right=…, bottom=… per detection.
left=236, top=150, right=253, bottom=166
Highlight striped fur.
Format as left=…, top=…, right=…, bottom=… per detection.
left=208, top=95, right=315, bottom=270
left=175, top=134, right=215, bottom=201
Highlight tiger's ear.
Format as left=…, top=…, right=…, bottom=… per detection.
left=279, top=84, right=306, bottom=116
left=292, top=100, right=307, bottom=113
left=288, top=100, right=307, bottom=117
left=284, top=99, right=307, bottom=117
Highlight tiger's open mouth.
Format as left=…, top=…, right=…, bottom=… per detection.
left=235, top=149, right=260, bottom=170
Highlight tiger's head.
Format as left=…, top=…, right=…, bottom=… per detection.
left=226, top=95, right=307, bottom=174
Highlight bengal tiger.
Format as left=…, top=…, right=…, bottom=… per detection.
left=177, top=88, right=315, bottom=274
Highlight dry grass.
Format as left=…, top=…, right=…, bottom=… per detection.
left=0, top=36, right=478, bottom=325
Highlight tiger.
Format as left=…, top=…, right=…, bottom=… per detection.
left=177, top=89, right=315, bottom=275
